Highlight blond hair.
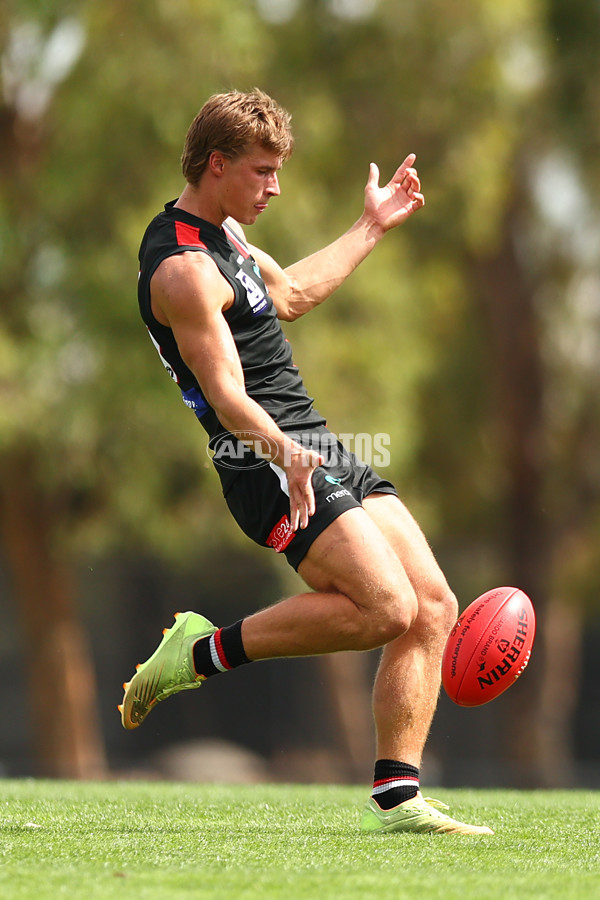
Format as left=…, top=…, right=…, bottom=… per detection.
left=181, top=89, right=294, bottom=185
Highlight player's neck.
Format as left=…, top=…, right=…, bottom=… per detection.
left=174, top=183, right=225, bottom=228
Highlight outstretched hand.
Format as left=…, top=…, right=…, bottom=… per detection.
left=364, top=154, right=424, bottom=232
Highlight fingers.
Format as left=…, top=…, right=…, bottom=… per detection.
left=365, top=153, right=424, bottom=230
left=289, top=480, right=314, bottom=532
left=290, top=501, right=301, bottom=533
left=368, top=156, right=421, bottom=193
left=372, top=154, right=422, bottom=200
left=402, top=168, right=420, bottom=193
left=367, top=161, right=380, bottom=190
left=395, top=153, right=416, bottom=182
left=397, top=158, right=424, bottom=209
left=287, top=448, right=323, bottom=532
left=389, top=153, right=418, bottom=187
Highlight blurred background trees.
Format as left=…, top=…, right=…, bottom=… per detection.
left=1, top=0, right=599, bottom=785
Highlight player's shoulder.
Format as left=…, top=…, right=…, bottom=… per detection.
left=157, top=247, right=217, bottom=277
left=153, top=250, right=231, bottom=311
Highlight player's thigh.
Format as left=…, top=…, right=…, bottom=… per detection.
left=363, top=492, right=457, bottom=620
left=297, top=505, right=416, bottom=617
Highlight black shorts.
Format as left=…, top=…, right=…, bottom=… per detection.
left=222, top=426, right=398, bottom=570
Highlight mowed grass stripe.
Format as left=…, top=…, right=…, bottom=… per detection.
left=0, top=781, right=598, bottom=900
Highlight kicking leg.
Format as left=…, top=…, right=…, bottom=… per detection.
left=120, top=505, right=418, bottom=729
left=242, top=504, right=418, bottom=659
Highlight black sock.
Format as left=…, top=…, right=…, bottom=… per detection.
left=192, top=619, right=252, bottom=678
left=371, top=759, right=420, bottom=810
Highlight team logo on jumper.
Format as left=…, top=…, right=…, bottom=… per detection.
left=266, top=514, right=295, bottom=553
left=324, top=475, right=343, bottom=486
left=235, top=267, right=268, bottom=314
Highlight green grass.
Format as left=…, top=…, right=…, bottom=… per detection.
left=0, top=780, right=598, bottom=899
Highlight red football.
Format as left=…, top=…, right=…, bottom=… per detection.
left=442, top=586, right=535, bottom=707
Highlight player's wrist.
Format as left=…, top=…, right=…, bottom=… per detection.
left=356, top=211, right=387, bottom=242
left=272, top=437, right=305, bottom=470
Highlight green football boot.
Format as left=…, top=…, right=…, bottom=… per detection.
left=119, top=611, right=217, bottom=730
left=360, top=793, right=494, bottom=835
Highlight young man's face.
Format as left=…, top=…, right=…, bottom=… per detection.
left=218, top=144, right=283, bottom=225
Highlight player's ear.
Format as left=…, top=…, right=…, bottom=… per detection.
left=208, top=151, right=227, bottom=176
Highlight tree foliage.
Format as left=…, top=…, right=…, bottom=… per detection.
left=1, top=0, right=599, bottom=779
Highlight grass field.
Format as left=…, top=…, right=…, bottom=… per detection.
left=1, top=780, right=598, bottom=900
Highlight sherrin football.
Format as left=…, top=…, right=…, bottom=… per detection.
left=442, top=586, right=535, bottom=707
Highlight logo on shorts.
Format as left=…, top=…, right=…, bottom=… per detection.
left=325, top=488, right=352, bottom=503
left=266, top=515, right=296, bottom=553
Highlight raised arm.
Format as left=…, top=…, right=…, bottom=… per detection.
left=247, top=154, right=424, bottom=321
left=150, top=252, right=323, bottom=530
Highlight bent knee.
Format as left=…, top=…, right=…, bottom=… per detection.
left=359, top=588, right=418, bottom=650
left=416, top=586, right=458, bottom=638
left=444, top=590, right=459, bottom=627
left=437, top=589, right=459, bottom=633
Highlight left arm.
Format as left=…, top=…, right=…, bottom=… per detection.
left=243, top=154, right=424, bottom=321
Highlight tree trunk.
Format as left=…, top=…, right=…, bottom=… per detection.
left=472, top=209, right=580, bottom=786
left=0, top=449, right=107, bottom=778
left=318, top=651, right=375, bottom=782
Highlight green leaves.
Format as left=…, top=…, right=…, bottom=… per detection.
left=1, top=0, right=599, bottom=585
